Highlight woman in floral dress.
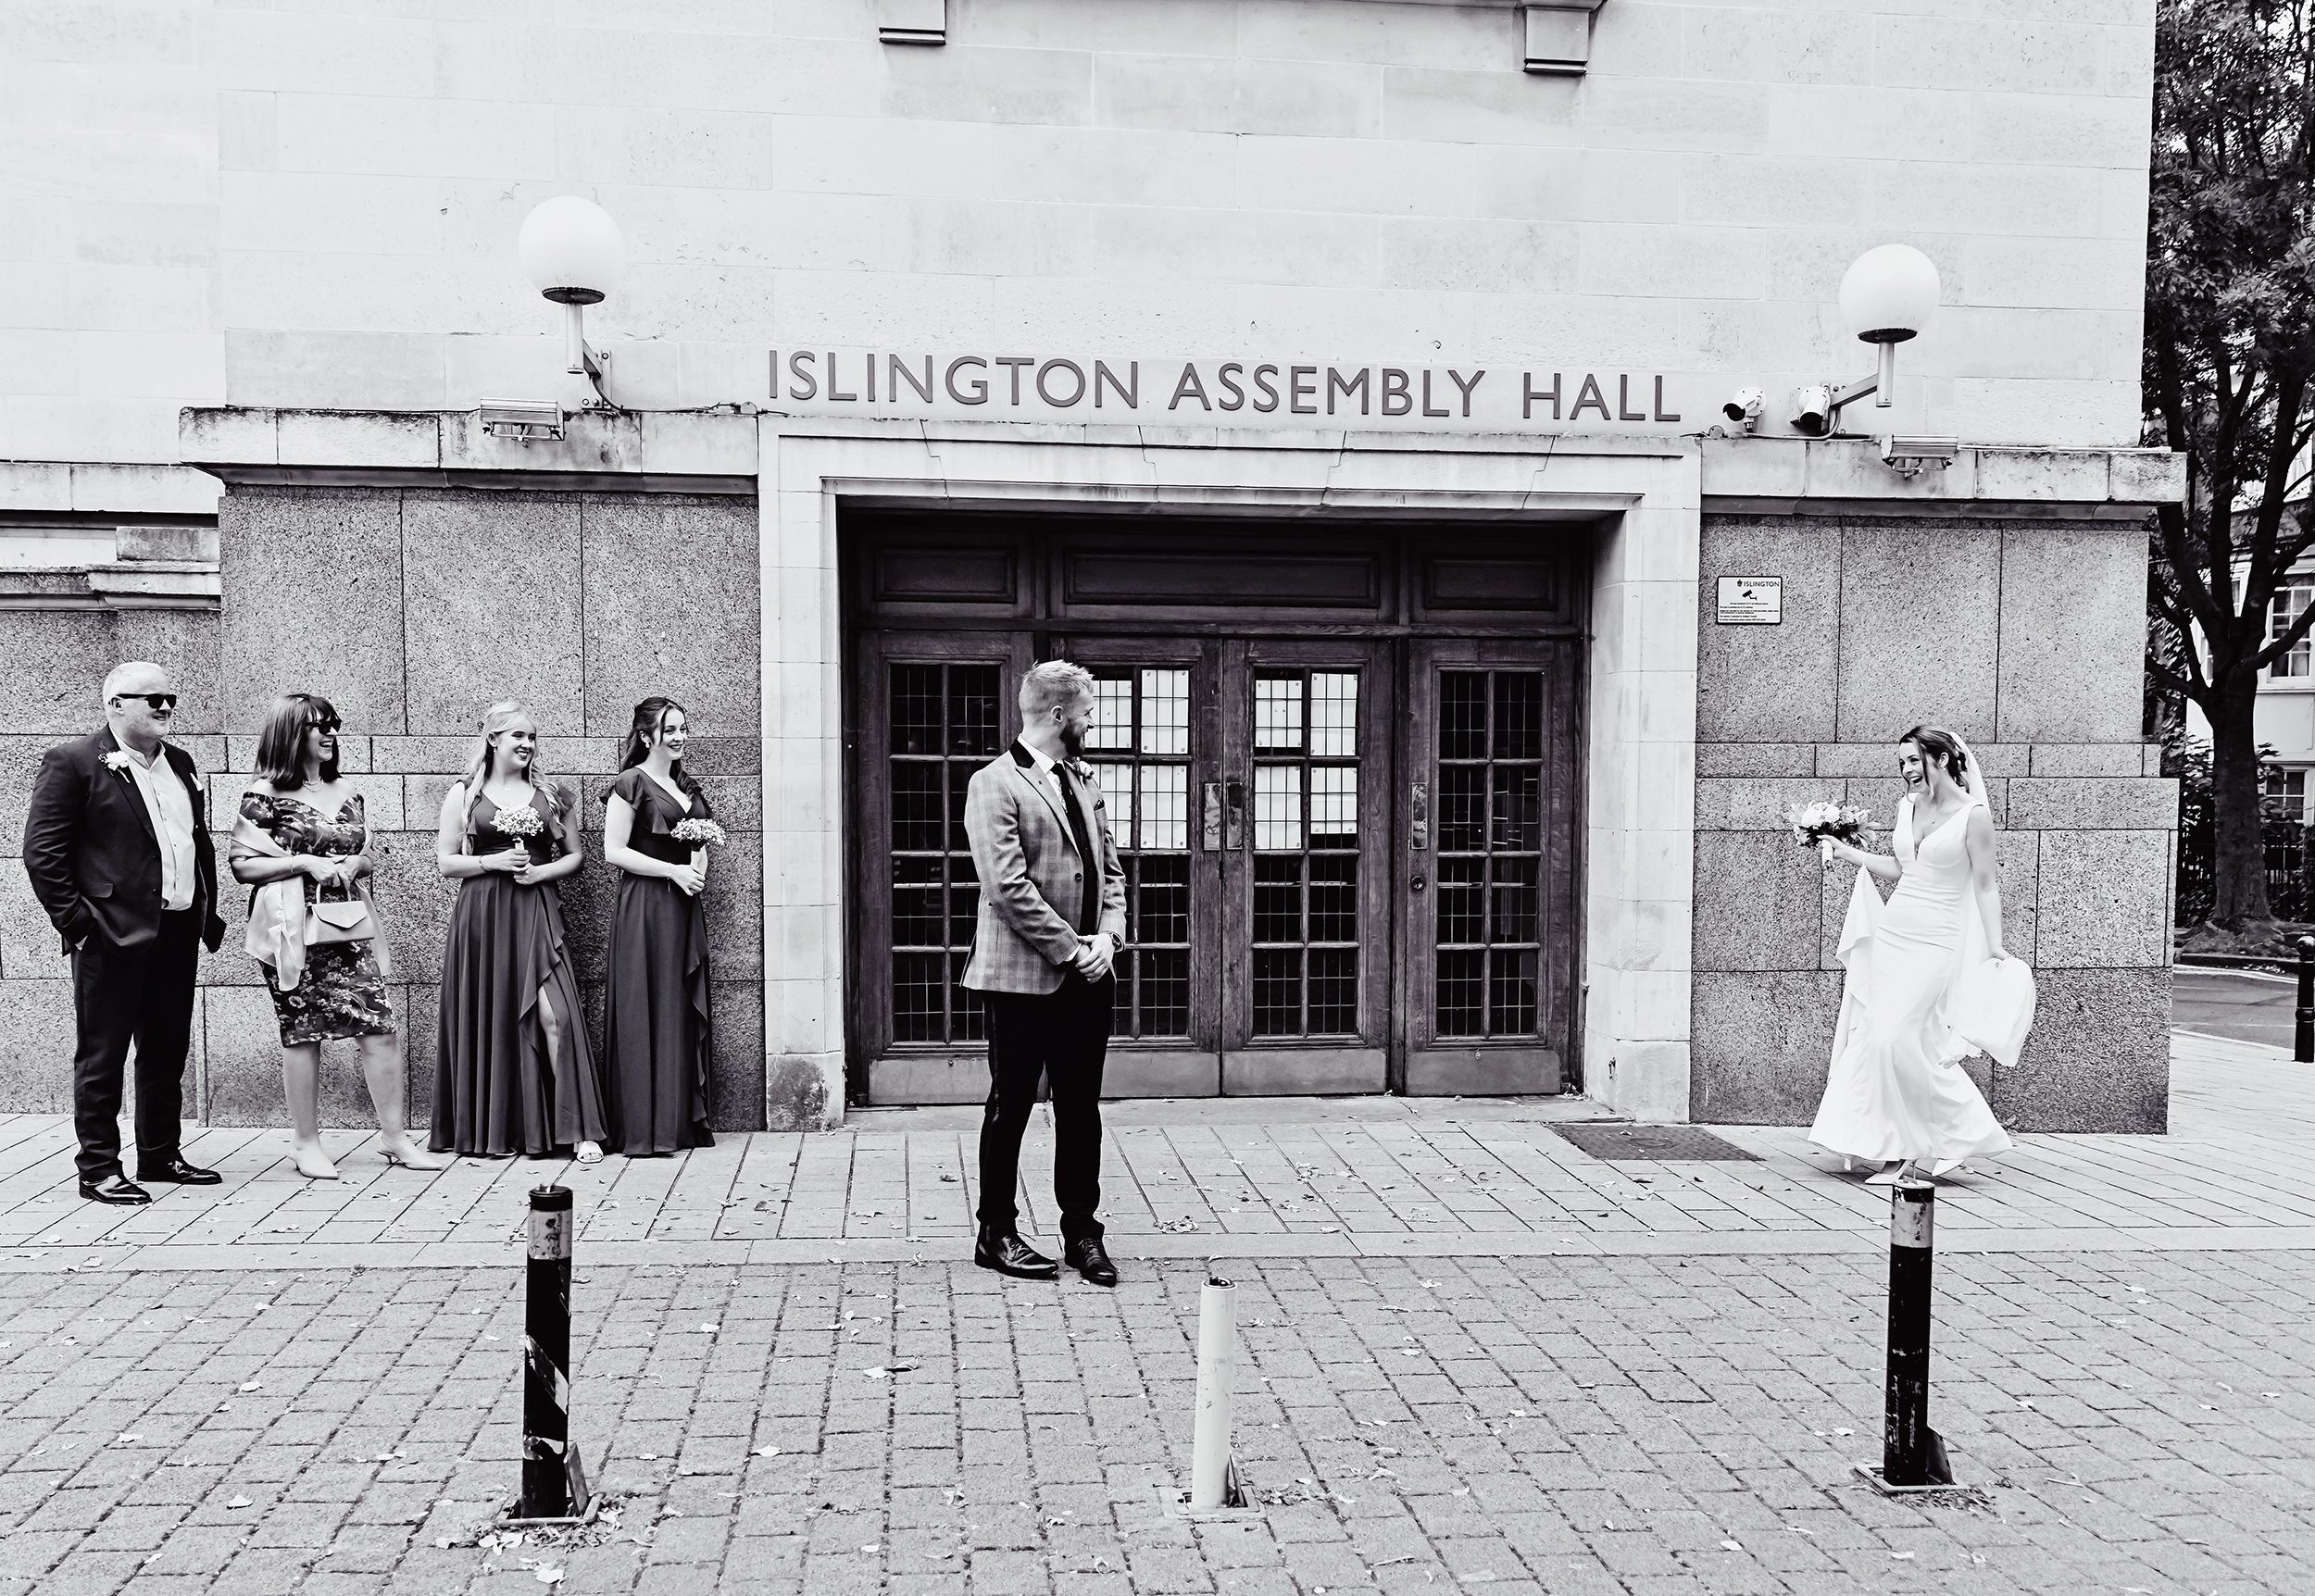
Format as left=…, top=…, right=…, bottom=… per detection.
left=231, top=692, right=448, bottom=1179
left=429, top=700, right=607, bottom=1161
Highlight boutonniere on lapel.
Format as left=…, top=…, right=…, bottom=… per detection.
left=1064, top=756, right=1098, bottom=794
left=100, top=750, right=136, bottom=778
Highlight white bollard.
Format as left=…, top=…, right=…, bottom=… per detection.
left=1188, top=1273, right=1238, bottom=1510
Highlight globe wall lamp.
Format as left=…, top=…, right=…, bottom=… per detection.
left=517, top=195, right=625, bottom=408
left=1793, top=243, right=1957, bottom=470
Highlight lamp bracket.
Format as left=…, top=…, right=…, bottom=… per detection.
left=1826, top=343, right=1902, bottom=434
left=560, top=302, right=616, bottom=408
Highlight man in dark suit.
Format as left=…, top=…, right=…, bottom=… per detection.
left=22, top=662, right=227, bottom=1203
left=960, top=661, right=1128, bottom=1286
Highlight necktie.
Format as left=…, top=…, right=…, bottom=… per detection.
left=1058, top=767, right=1101, bottom=934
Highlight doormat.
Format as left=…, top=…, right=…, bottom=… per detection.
left=1548, top=1123, right=1760, bottom=1162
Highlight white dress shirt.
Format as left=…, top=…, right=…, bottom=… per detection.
left=1021, top=742, right=1109, bottom=958
left=1021, top=740, right=1068, bottom=812
left=120, top=744, right=197, bottom=912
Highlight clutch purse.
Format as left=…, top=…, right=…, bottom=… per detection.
left=305, top=878, right=374, bottom=946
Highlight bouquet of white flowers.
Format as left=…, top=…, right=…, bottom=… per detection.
left=493, top=804, right=545, bottom=839
left=671, top=817, right=727, bottom=849
left=1785, top=799, right=1870, bottom=849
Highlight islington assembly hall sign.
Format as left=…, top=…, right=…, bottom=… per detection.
left=769, top=349, right=1696, bottom=432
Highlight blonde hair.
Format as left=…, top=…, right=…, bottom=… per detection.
left=1019, top=660, right=1095, bottom=721
left=459, top=701, right=561, bottom=821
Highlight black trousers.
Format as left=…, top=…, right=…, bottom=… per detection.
left=70, top=910, right=198, bottom=1182
left=977, top=972, right=1114, bottom=1245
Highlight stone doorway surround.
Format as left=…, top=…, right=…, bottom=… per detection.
left=760, top=418, right=1706, bottom=1129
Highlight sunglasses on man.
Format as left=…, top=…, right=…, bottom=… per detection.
left=111, top=692, right=178, bottom=711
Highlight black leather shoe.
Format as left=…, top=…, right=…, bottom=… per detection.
left=79, top=1175, right=151, bottom=1205
left=974, top=1228, right=1058, bottom=1280
left=1064, top=1237, right=1119, bottom=1288
left=136, top=1157, right=221, bottom=1186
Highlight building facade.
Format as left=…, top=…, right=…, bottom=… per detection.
left=0, top=0, right=2177, bottom=1132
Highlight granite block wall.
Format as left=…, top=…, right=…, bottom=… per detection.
left=1692, top=514, right=2172, bottom=1132
left=0, top=486, right=770, bottom=1133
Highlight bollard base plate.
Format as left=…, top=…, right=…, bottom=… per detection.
left=1854, top=1463, right=1974, bottom=1499
left=1169, top=1458, right=1260, bottom=1521
left=504, top=1448, right=596, bottom=1527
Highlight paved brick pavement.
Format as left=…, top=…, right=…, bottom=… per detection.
left=1, top=1034, right=2308, bottom=1276
left=1, top=1031, right=2310, bottom=1593
left=2, top=1249, right=2309, bottom=1595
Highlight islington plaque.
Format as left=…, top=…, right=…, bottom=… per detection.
left=1715, top=577, right=1783, bottom=625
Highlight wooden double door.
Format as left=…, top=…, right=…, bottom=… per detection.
left=853, top=630, right=1581, bottom=1102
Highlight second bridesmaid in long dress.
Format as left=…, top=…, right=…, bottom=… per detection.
left=429, top=701, right=607, bottom=1161
left=600, top=696, right=715, bottom=1155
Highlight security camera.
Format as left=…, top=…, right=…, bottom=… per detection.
left=1721, top=388, right=1765, bottom=431
left=1790, top=384, right=1833, bottom=437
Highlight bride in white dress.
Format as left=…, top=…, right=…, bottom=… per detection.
left=1810, top=725, right=2017, bottom=1183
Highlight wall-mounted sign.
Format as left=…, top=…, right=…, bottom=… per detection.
left=1715, top=576, right=1782, bottom=625
left=766, top=348, right=1695, bottom=431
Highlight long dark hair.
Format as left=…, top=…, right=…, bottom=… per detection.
left=1900, top=724, right=1969, bottom=786
left=619, top=696, right=694, bottom=789
left=254, top=692, right=340, bottom=791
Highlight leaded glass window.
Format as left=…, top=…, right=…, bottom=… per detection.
left=1250, top=669, right=1361, bottom=1037
left=1434, top=669, right=1545, bottom=1039
left=888, top=662, right=1001, bottom=1043
left=1083, top=667, right=1193, bottom=1039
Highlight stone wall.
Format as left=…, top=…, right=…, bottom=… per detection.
left=0, top=486, right=774, bottom=1132
left=3, top=0, right=2157, bottom=470
left=1690, top=513, right=2173, bottom=1132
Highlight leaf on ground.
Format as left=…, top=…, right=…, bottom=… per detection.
left=1720, top=1540, right=1742, bottom=1551
left=227, top=1496, right=252, bottom=1509
left=753, top=1445, right=780, bottom=1457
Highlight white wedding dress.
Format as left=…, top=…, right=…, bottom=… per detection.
left=1808, top=791, right=2015, bottom=1167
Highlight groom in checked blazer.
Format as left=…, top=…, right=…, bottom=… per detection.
left=960, top=661, right=1128, bottom=1286
left=22, top=663, right=227, bottom=1203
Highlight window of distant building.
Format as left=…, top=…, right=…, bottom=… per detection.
left=2271, top=577, right=2315, bottom=678
left=2263, top=766, right=2309, bottom=820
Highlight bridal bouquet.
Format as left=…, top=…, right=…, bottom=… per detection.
left=493, top=804, right=545, bottom=839
left=1786, top=800, right=1870, bottom=848
left=671, top=817, right=727, bottom=849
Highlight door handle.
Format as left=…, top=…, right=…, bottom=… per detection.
left=1223, top=777, right=1245, bottom=852
left=1200, top=779, right=1223, bottom=852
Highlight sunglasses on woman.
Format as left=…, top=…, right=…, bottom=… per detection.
left=112, top=692, right=178, bottom=710
left=307, top=717, right=341, bottom=734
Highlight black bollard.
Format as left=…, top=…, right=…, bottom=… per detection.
left=515, top=1184, right=592, bottom=1522
left=2296, top=938, right=2314, bottom=1064
left=1875, top=1181, right=1954, bottom=1490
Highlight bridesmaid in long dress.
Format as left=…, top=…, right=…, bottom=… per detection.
left=429, top=701, right=607, bottom=1161
left=600, top=696, right=715, bottom=1155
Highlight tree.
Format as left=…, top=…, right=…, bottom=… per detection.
left=2145, top=0, right=2315, bottom=935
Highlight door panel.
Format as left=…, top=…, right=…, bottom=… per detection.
left=1058, top=637, right=1225, bottom=1097
left=1402, top=640, right=1580, bottom=1095
left=1221, top=641, right=1392, bottom=1094
left=852, top=630, right=1034, bottom=1104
